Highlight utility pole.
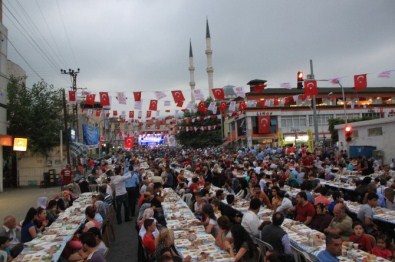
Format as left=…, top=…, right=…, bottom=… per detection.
left=61, top=68, right=80, bottom=143
left=62, top=89, right=70, bottom=164
left=307, top=60, right=320, bottom=147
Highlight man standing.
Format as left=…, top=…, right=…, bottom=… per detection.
left=60, top=164, right=73, bottom=187
left=324, top=203, right=353, bottom=241
left=241, top=198, right=261, bottom=240
left=0, top=215, right=23, bottom=257
left=124, top=166, right=139, bottom=218
left=111, top=166, right=131, bottom=224
left=317, top=234, right=342, bottom=262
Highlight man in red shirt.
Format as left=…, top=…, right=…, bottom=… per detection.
left=142, top=218, right=156, bottom=256
left=60, top=164, right=73, bottom=186
left=290, top=191, right=315, bottom=226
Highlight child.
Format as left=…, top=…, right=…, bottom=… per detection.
left=349, top=222, right=373, bottom=252
left=372, top=233, right=393, bottom=260
left=0, top=236, right=11, bottom=262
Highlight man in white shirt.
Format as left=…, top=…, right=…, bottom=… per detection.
left=0, top=215, right=23, bottom=257
left=276, top=192, right=293, bottom=215
left=110, top=165, right=132, bottom=224
left=241, top=198, right=261, bottom=241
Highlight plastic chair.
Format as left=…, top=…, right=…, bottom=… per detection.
left=255, top=237, right=273, bottom=262
left=291, top=245, right=314, bottom=262
left=0, top=250, right=7, bottom=262
left=236, top=189, right=245, bottom=199
left=365, top=233, right=376, bottom=247
left=182, top=193, right=193, bottom=208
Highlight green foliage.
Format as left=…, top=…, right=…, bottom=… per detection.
left=175, top=98, right=223, bottom=148
left=328, top=116, right=380, bottom=143
left=7, top=77, right=64, bottom=156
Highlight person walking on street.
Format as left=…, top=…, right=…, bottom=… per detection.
left=124, top=165, right=139, bottom=218
left=111, top=165, right=131, bottom=224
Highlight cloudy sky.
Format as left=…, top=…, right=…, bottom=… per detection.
left=3, top=0, right=395, bottom=114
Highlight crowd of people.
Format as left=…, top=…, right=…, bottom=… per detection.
left=2, top=144, right=395, bottom=262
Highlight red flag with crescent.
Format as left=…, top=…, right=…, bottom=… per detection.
left=171, top=90, right=185, bottom=103
left=219, top=102, right=227, bottom=112
left=354, top=74, right=367, bottom=90
left=85, top=94, right=95, bottom=106
left=304, top=80, right=318, bottom=96
left=149, top=100, right=158, bottom=111
left=69, top=90, right=76, bottom=104
left=258, top=115, right=270, bottom=134
left=95, top=110, right=101, bottom=117
left=113, top=110, right=118, bottom=117
left=129, top=111, right=134, bottom=118
left=197, top=101, right=206, bottom=113
left=124, top=136, right=134, bottom=149
left=146, top=111, right=152, bottom=118
left=239, top=101, right=246, bottom=111
left=133, top=91, right=142, bottom=102
left=99, top=92, right=110, bottom=106
left=211, top=88, right=225, bottom=100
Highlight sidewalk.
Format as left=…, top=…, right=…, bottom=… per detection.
left=0, top=186, right=138, bottom=262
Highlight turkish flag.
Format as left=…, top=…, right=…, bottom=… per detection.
left=171, top=90, right=185, bottom=103
left=99, top=92, right=110, bottom=106
left=258, top=115, right=270, bottom=134
left=69, top=91, right=76, bottom=104
left=129, top=111, right=134, bottom=118
left=219, top=101, right=227, bottom=112
left=354, top=74, right=367, bottom=90
left=211, top=88, right=225, bottom=100
left=197, top=101, right=206, bottom=113
left=133, top=91, right=142, bottom=102
left=239, top=101, right=246, bottom=111
left=146, top=111, right=152, bottom=118
left=85, top=94, right=96, bottom=106
left=95, top=110, right=101, bottom=117
left=105, top=112, right=110, bottom=118
left=124, top=136, right=134, bottom=149
left=304, top=80, right=318, bottom=96
left=253, top=84, right=266, bottom=93
left=149, top=100, right=158, bottom=111
left=113, top=110, right=118, bottom=116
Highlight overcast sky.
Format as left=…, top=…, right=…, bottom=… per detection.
left=3, top=0, right=395, bottom=114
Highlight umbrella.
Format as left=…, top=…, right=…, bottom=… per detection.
left=70, top=142, right=89, bottom=158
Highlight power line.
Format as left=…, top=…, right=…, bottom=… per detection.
left=56, top=0, right=77, bottom=66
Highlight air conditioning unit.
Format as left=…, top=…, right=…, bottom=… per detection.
left=372, top=150, right=384, bottom=159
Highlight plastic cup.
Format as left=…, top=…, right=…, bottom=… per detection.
left=353, top=243, right=359, bottom=250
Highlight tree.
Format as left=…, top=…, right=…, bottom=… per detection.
left=7, top=77, right=64, bottom=156
left=328, top=116, right=379, bottom=143
left=175, top=99, right=223, bottom=148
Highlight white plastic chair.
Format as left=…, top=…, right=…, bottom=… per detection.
left=182, top=193, right=193, bottom=208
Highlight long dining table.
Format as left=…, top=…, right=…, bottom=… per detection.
left=14, top=192, right=93, bottom=262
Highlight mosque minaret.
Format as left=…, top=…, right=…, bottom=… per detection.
left=205, top=19, right=214, bottom=98
left=188, top=40, right=196, bottom=102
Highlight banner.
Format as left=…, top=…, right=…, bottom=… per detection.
left=257, top=116, right=270, bottom=134
left=82, top=124, right=99, bottom=145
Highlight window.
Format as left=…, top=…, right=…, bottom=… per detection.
left=281, top=116, right=306, bottom=128
left=368, top=127, right=383, bottom=136
left=308, top=114, right=334, bottom=126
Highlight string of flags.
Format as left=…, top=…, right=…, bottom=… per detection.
left=69, top=70, right=394, bottom=119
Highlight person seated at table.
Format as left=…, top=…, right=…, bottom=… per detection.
left=270, top=186, right=282, bottom=210
left=151, top=198, right=166, bottom=227
left=328, top=191, right=342, bottom=215
left=260, top=212, right=293, bottom=257
left=275, top=192, right=293, bottom=216
left=324, top=203, right=353, bottom=241
left=371, top=233, right=393, bottom=260
left=223, top=224, right=259, bottom=262
left=314, top=187, right=331, bottom=206
left=215, top=215, right=232, bottom=250
left=189, top=177, right=200, bottom=193
left=82, top=206, right=101, bottom=233
left=309, top=203, right=333, bottom=233
left=300, top=182, right=314, bottom=204
left=142, top=218, right=157, bottom=258
left=349, top=222, right=374, bottom=252
left=317, top=234, right=342, bottom=262
left=68, top=227, right=108, bottom=262
left=0, top=215, right=23, bottom=258
left=308, top=173, right=321, bottom=193
left=21, top=208, right=39, bottom=243
left=288, top=192, right=315, bottom=226
left=79, top=232, right=106, bottom=262
left=156, top=247, right=191, bottom=262
left=225, top=194, right=235, bottom=206
left=250, top=184, right=271, bottom=208
left=362, top=182, right=380, bottom=204
left=241, top=198, right=261, bottom=240
left=0, top=236, right=11, bottom=262
left=34, top=207, right=49, bottom=233
left=357, top=192, right=379, bottom=235
left=379, top=188, right=395, bottom=210
left=202, top=204, right=218, bottom=237
left=46, top=200, right=59, bottom=226
left=153, top=228, right=181, bottom=261
left=216, top=190, right=226, bottom=204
